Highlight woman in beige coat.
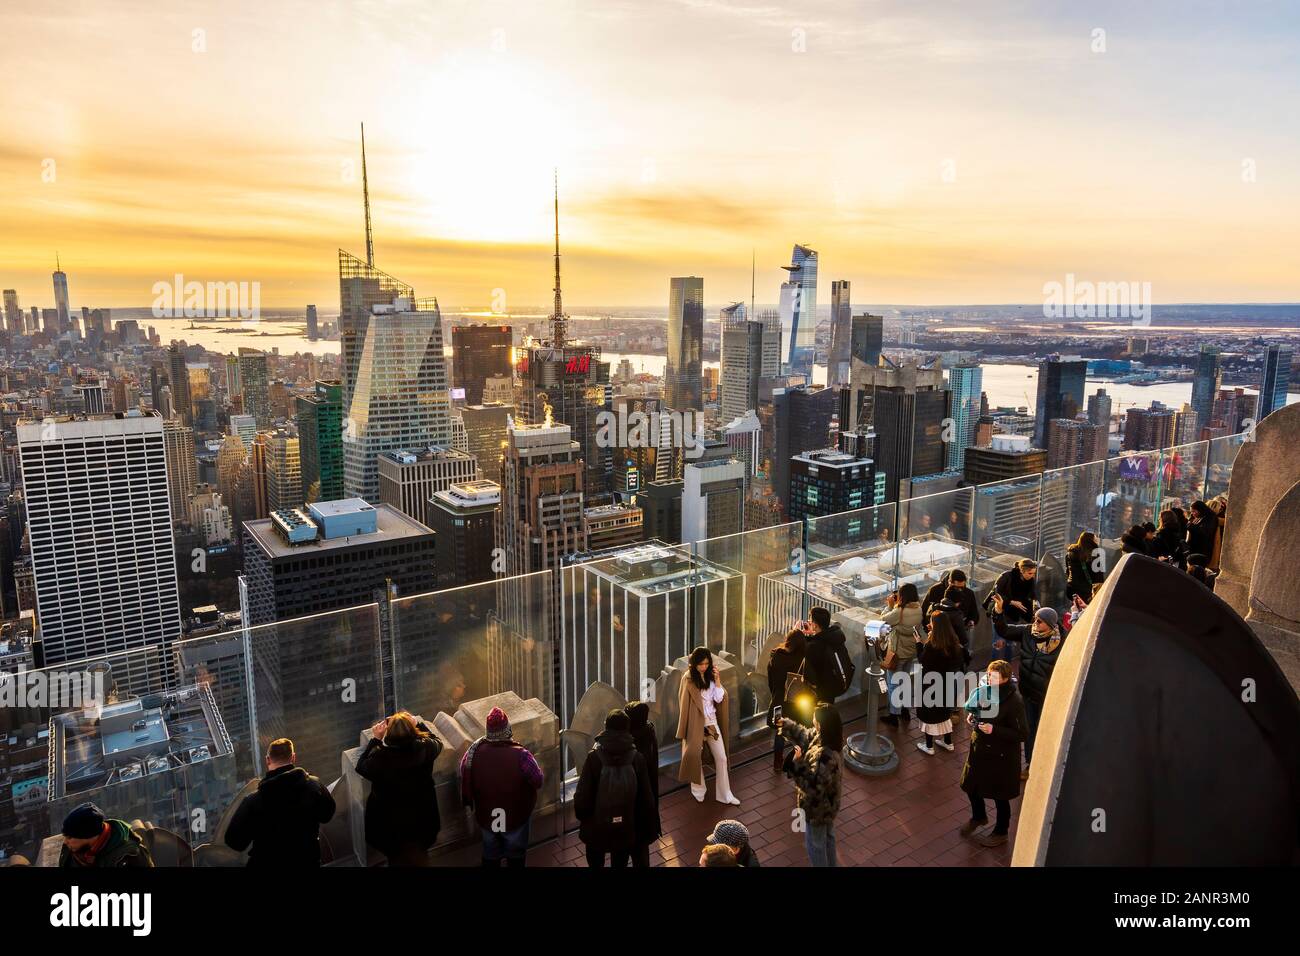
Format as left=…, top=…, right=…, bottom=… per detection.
left=676, top=647, right=739, bottom=805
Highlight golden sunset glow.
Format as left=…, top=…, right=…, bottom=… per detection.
left=2, top=0, right=1297, bottom=309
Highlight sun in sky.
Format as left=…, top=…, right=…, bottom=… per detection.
left=1, top=0, right=1297, bottom=310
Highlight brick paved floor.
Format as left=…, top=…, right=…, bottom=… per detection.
left=528, top=713, right=1019, bottom=868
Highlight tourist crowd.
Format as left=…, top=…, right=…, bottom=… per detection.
left=54, top=500, right=1227, bottom=870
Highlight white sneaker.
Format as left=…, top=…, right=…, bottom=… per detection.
left=935, top=739, right=955, bottom=752
left=916, top=741, right=935, bottom=755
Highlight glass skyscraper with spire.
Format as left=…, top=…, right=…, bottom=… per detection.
left=778, top=244, right=818, bottom=379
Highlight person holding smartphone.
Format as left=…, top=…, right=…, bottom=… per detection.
left=958, top=661, right=1029, bottom=847
left=779, top=705, right=844, bottom=867
left=989, top=592, right=1063, bottom=779
left=676, top=646, right=739, bottom=805
left=356, top=711, right=442, bottom=866
left=878, top=584, right=922, bottom=726
left=766, top=628, right=807, bottom=770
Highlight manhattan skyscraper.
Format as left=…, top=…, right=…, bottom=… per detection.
left=1257, top=344, right=1292, bottom=421
left=52, top=255, right=70, bottom=333
left=1033, top=356, right=1087, bottom=448
left=513, top=174, right=611, bottom=496
left=666, top=276, right=703, bottom=412
left=827, top=279, right=852, bottom=387
left=947, top=363, right=983, bottom=472
left=336, top=126, right=452, bottom=501
left=341, top=295, right=452, bottom=502
left=778, top=244, right=818, bottom=379
left=1191, top=344, right=1222, bottom=436
left=18, top=411, right=183, bottom=670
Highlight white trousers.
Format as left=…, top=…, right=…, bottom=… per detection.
left=690, top=731, right=735, bottom=802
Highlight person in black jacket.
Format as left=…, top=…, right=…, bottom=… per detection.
left=1065, top=531, right=1103, bottom=601
left=1159, top=512, right=1190, bottom=564
left=574, top=709, right=657, bottom=868
left=766, top=628, right=807, bottom=769
left=993, top=559, right=1037, bottom=624
left=1152, top=509, right=1187, bottom=568
left=803, top=606, right=849, bottom=704
left=935, top=586, right=972, bottom=666
left=1120, top=524, right=1149, bottom=556
left=225, top=737, right=336, bottom=866
left=624, top=700, right=661, bottom=867
left=921, top=569, right=980, bottom=627
left=1186, top=500, right=1217, bottom=560
left=1186, top=552, right=1219, bottom=590
left=58, top=803, right=154, bottom=868
left=356, top=711, right=443, bottom=866
left=989, top=595, right=1064, bottom=778
left=959, top=661, right=1029, bottom=848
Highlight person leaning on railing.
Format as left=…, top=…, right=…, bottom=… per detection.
left=1065, top=531, right=1103, bottom=602
left=356, top=712, right=442, bottom=867
left=58, top=803, right=154, bottom=869
left=225, top=736, right=336, bottom=867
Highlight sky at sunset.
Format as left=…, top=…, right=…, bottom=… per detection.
left=1, top=0, right=1297, bottom=311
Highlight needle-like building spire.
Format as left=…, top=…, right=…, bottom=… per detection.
left=551, top=169, right=567, bottom=348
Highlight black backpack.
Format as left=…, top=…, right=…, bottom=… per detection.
left=823, top=642, right=856, bottom=698
left=593, top=757, right=638, bottom=843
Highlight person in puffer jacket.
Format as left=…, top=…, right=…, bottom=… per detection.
left=779, top=705, right=843, bottom=867
left=990, top=592, right=1064, bottom=777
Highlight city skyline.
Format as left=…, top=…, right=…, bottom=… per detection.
left=2, top=1, right=1299, bottom=311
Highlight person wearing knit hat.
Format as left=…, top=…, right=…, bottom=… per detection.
left=459, top=707, right=544, bottom=867
left=485, top=706, right=512, bottom=741
left=990, top=591, right=1064, bottom=781
left=59, top=802, right=153, bottom=868
left=704, top=819, right=760, bottom=867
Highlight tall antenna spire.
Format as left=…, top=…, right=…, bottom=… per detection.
left=551, top=168, right=567, bottom=348
left=750, top=248, right=755, bottom=320
left=361, top=123, right=374, bottom=268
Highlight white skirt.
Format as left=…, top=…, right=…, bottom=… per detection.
left=919, top=719, right=953, bottom=736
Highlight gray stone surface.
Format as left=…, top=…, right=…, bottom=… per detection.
left=560, top=681, right=626, bottom=770
left=1246, top=478, right=1300, bottom=690
left=1015, top=552, right=1300, bottom=865
left=1219, top=402, right=1300, bottom=615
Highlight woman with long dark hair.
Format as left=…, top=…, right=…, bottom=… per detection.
left=1153, top=509, right=1187, bottom=567
left=1186, top=500, right=1217, bottom=562
left=1207, top=496, right=1228, bottom=570
left=914, top=611, right=965, bottom=756
left=355, top=711, right=442, bottom=866
left=1065, top=531, right=1102, bottom=601
left=778, top=704, right=844, bottom=867
left=766, top=629, right=807, bottom=770
left=676, top=647, right=739, bottom=805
